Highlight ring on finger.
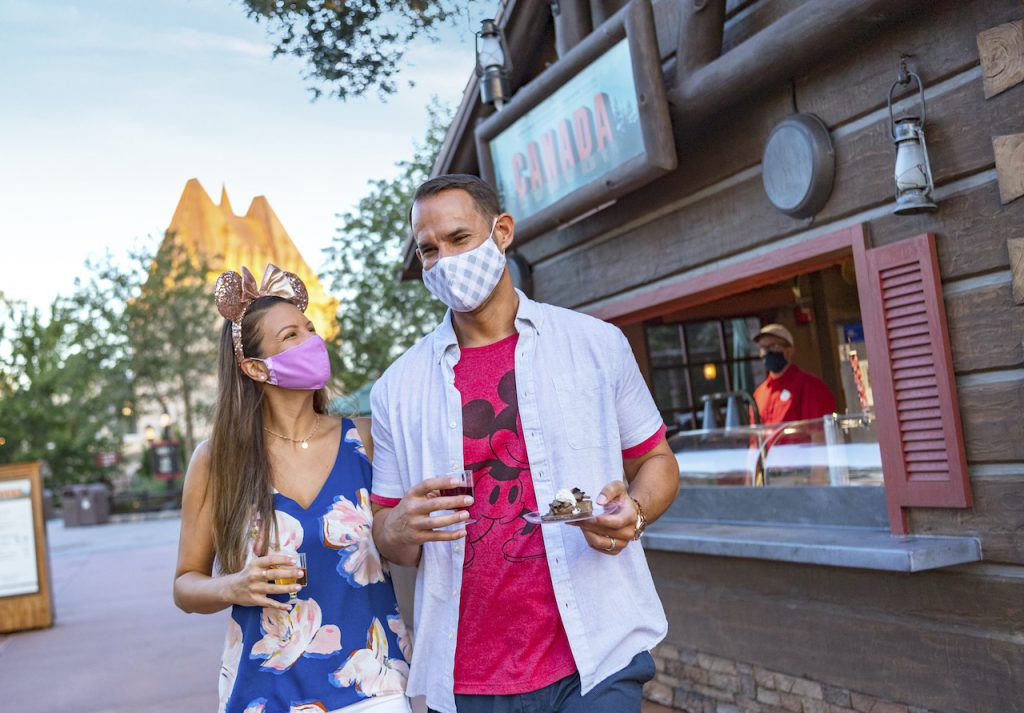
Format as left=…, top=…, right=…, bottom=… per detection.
left=261, top=569, right=267, bottom=579
left=605, top=536, right=617, bottom=552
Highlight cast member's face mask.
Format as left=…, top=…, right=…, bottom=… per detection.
left=763, top=349, right=789, bottom=374
left=421, top=218, right=506, bottom=312
left=254, top=334, right=331, bottom=390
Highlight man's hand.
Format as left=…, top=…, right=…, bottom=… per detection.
left=373, top=476, right=474, bottom=566
left=571, top=480, right=637, bottom=556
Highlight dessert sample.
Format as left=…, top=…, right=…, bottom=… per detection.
left=543, top=487, right=594, bottom=521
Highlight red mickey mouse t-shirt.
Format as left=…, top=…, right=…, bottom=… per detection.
left=453, top=333, right=577, bottom=694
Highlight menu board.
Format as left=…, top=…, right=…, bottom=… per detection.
left=0, top=478, right=40, bottom=597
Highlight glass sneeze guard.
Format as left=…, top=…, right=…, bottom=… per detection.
left=668, top=412, right=884, bottom=488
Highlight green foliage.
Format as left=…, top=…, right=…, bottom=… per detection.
left=239, top=0, right=477, bottom=100
left=0, top=234, right=216, bottom=485
left=321, top=101, right=449, bottom=391
left=0, top=292, right=130, bottom=484
left=125, top=235, right=218, bottom=458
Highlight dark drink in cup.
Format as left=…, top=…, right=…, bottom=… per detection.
left=438, top=469, right=475, bottom=524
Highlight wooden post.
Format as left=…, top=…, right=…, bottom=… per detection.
left=993, top=133, right=1024, bottom=205
left=669, top=0, right=921, bottom=124
left=590, top=0, right=610, bottom=28
left=977, top=19, right=1024, bottom=99
left=676, top=0, right=725, bottom=77
left=553, top=0, right=592, bottom=57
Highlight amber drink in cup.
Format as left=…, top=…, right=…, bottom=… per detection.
left=274, top=552, right=307, bottom=601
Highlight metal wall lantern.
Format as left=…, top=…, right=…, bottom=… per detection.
left=888, top=60, right=938, bottom=215
left=475, top=19, right=513, bottom=110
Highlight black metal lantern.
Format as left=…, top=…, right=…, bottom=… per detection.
left=475, top=19, right=512, bottom=110
left=888, top=59, right=937, bottom=215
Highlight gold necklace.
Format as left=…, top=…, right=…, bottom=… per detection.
left=264, top=414, right=321, bottom=450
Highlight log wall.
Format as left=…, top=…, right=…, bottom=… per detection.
left=517, top=1, right=1024, bottom=709
left=442, top=0, right=1024, bottom=709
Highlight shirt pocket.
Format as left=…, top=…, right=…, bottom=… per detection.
left=553, top=372, right=613, bottom=450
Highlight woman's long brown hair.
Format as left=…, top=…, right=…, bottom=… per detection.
left=208, top=296, right=328, bottom=574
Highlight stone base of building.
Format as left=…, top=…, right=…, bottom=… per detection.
left=644, top=644, right=942, bottom=713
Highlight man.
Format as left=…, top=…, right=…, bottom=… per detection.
left=369, top=174, right=680, bottom=713
left=752, top=323, right=836, bottom=425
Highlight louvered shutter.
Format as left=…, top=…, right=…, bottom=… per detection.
left=858, top=233, right=971, bottom=533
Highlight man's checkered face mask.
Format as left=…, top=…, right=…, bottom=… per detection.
left=422, top=219, right=506, bottom=312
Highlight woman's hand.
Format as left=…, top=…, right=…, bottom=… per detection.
left=224, top=553, right=304, bottom=611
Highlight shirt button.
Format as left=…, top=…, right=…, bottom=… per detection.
left=454, top=544, right=462, bottom=553
left=449, top=632, right=454, bottom=640
left=453, top=589, right=459, bottom=596
left=449, top=421, right=457, bottom=429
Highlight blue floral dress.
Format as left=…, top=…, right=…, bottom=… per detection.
left=219, top=420, right=410, bottom=713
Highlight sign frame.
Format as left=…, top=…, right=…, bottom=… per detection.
left=475, top=0, right=676, bottom=245
left=0, top=461, right=54, bottom=633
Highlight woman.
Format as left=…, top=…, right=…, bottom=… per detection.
left=174, top=264, right=411, bottom=713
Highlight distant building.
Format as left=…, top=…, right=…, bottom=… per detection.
left=164, top=178, right=338, bottom=338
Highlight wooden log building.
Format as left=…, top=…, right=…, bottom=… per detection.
left=406, top=1, right=1024, bottom=710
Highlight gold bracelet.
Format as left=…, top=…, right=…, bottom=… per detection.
left=630, top=496, right=648, bottom=540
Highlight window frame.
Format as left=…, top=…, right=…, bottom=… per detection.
left=588, top=224, right=972, bottom=534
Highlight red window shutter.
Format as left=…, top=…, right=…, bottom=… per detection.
left=858, top=233, right=971, bottom=534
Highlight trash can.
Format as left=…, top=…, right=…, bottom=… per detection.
left=62, top=484, right=111, bottom=526
left=77, top=484, right=110, bottom=526
left=62, top=485, right=84, bottom=527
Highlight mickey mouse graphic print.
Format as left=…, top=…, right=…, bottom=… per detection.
left=451, top=334, right=577, bottom=694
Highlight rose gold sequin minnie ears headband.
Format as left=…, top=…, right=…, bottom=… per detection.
left=214, top=263, right=310, bottom=364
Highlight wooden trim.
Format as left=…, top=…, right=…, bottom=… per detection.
left=857, top=233, right=972, bottom=534
left=474, top=0, right=676, bottom=245
left=0, top=462, right=54, bottom=633
left=589, top=224, right=867, bottom=325
left=586, top=225, right=971, bottom=535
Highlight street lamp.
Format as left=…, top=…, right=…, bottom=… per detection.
left=888, top=58, right=937, bottom=215
left=144, top=425, right=157, bottom=444
left=121, top=402, right=133, bottom=418
left=475, top=19, right=512, bottom=110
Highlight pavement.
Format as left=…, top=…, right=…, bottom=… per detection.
left=0, top=516, right=672, bottom=712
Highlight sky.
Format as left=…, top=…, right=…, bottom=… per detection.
left=0, top=0, right=488, bottom=308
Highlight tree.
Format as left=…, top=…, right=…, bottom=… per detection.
left=123, top=235, right=218, bottom=459
left=239, top=0, right=478, bottom=100
left=0, top=293, right=131, bottom=485
left=321, top=102, right=449, bottom=391
left=68, top=234, right=217, bottom=463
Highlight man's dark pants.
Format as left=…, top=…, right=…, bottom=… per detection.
left=428, top=650, right=656, bottom=713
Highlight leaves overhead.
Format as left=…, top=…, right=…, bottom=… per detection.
left=239, top=0, right=477, bottom=100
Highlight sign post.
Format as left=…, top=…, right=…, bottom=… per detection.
left=0, top=462, right=55, bottom=633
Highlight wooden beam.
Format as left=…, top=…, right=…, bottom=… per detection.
left=669, top=0, right=922, bottom=125
left=675, top=0, right=726, bottom=77
left=977, top=18, right=1024, bottom=99
left=553, top=0, right=592, bottom=57
left=993, top=132, right=1024, bottom=205
left=1009, top=237, right=1024, bottom=305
